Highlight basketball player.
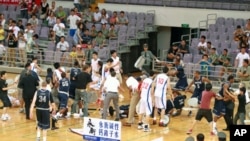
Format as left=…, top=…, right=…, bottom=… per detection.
left=111, top=50, right=122, bottom=84
left=91, top=51, right=100, bottom=79
left=31, top=57, right=42, bottom=74
left=138, top=71, right=155, bottom=132
left=30, top=81, right=56, bottom=141
left=185, top=71, right=210, bottom=116
left=186, top=83, right=216, bottom=135
left=171, top=58, right=188, bottom=90
left=152, top=67, right=173, bottom=126
left=0, top=71, right=16, bottom=121
left=53, top=72, right=70, bottom=119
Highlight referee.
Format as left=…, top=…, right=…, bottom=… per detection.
left=102, top=71, right=124, bottom=121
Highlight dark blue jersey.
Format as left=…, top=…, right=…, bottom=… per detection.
left=35, top=89, right=53, bottom=109
left=173, top=95, right=185, bottom=109
left=70, top=67, right=81, bottom=81
left=59, top=78, right=70, bottom=95
left=194, top=76, right=205, bottom=92
left=218, top=82, right=231, bottom=97
left=176, top=65, right=186, bottom=79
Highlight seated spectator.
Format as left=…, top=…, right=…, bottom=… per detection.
left=235, top=46, right=250, bottom=68
left=0, top=41, right=6, bottom=64
left=48, top=29, right=56, bottom=42
left=238, top=34, right=249, bottom=50
left=56, top=6, right=67, bottom=23
left=108, top=24, right=117, bottom=38
left=56, top=36, right=69, bottom=52
left=206, top=41, right=217, bottom=55
left=101, top=23, right=109, bottom=38
left=28, top=15, right=39, bottom=28
left=100, top=8, right=109, bottom=24
left=94, top=31, right=105, bottom=46
left=82, top=6, right=92, bottom=22
left=40, top=0, right=49, bottom=20
left=82, top=29, right=92, bottom=44
left=166, top=44, right=178, bottom=63
left=93, top=6, right=101, bottom=23
left=117, top=11, right=128, bottom=25
left=0, top=24, right=5, bottom=43
left=73, top=22, right=84, bottom=44
left=28, top=1, right=38, bottom=17
left=90, top=24, right=98, bottom=38
left=109, top=11, right=118, bottom=25
left=234, top=25, right=245, bottom=41
left=219, top=58, right=233, bottom=81
left=237, top=59, right=250, bottom=85
left=197, top=54, right=213, bottom=76
left=69, top=45, right=77, bottom=64
left=178, top=40, right=189, bottom=56
left=7, top=18, right=13, bottom=29
left=208, top=47, right=219, bottom=65
left=218, top=49, right=229, bottom=65
left=197, top=35, right=207, bottom=54
left=46, top=12, right=57, bottom=27
left=196, top=133, right=205, bottom=141
left=17, top=20, right=25, bottom=31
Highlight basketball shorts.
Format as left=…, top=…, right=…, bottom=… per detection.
left=36, top=109, right=50, bottom=130
left=155, top=96, right=166, bottom=109
left=213, top=100, right=226, bottom=116
left=69, top=82, right=76, bottom=99
left=0, top=94, right=12, bottom=107
left=165, top=100, right=174, bottom=114
left=139, top=100, right=152, bottom=116
left=195, top=109, right=213, bottom=122
left=191, top=89, right=202, bottom=104
left=175, top=77, right=188, bottom=90
left=58, top=93, right=69, bottom=109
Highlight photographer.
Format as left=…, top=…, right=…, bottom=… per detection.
left=6, top=30, right=17, bottom=67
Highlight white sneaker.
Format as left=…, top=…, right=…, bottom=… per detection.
left=138, top=123, right=143, bottom=130
left=143, top=128, right=151, bottom=132
left=1, top=115, right=7, bottom=121
left=5, top=114, right=11, bottom=120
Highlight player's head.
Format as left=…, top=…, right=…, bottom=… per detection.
left=54, top=62, right=60, bottom=69
left=82, top=64, right=91, bottom=73
left=74, top=60, right=80, bottom=67
left=107, top=58, right=114, bottom=64
left=41, top=81, right=47, bottom=88
left=149, top=71, right=155, bottom=77
left=110, top=50, right=117, bottom=57
left=205, top=83, right=212, bottom=91
left=162, top=66, right=169, bottom=73
left=174, top=58, right=181, bottom=65
left=124, top=73, right=132, bottom=79
left=194, top=71, right=200, bottom=77
left=109, top=68, right=115, bottom=73
left=110, top=71, right=116, bottom=77
left=61, top=72, right=66, bottom=78
left=240, top=87, right=246, bottom=95
left=92, top=51, right=98, bottom=59
left=0, top=71, right=6, bottom=79
left=227, top=75, right=234, bottom=83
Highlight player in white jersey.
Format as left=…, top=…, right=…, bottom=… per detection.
left=31, top=57, right=42, bottom=74
left=111, top=50, right=122, bottom=84
left=91, top=51, right=100, bottom=80
left=152, top=67, right=172, bottom=126
left=138, top=71, right=155, bottom=132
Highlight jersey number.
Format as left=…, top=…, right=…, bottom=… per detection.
left=142, top=83, right=149, bottom=89
left=38, top=96, right=46, bottom=103
left=62, top=81, right=69, bottom=87
left=158, top=78, right=164, bottom=84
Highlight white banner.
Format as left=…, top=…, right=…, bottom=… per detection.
left=83, top=117, right=121, bottom=141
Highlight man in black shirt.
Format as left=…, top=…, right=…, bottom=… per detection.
left=72, top=64, right=94, bottom=117
left=19, top=70, right=39, bottom=119
left=0, top=71, right=16, bottom=121
left=233, top=87, right=246, bottom=125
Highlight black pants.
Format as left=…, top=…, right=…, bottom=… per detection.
left=24, top=98, right=33, bottom=119
left=224, top=101, right=234, bottom=129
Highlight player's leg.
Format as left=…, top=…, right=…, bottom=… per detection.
left=144, top=100, right=153, bottom=132
left=153, top=97, right=159, bottom=124
left=159, top=96, right=167, bottom=126
left=138, top=100, right=146, bottom=130
left=204, top=109, right=214, bottom=135
left=187, top=109, right=203, bottom=134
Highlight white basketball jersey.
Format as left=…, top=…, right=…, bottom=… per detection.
left=91, top=58, right=100, bottom=73
left=154, top=73, right=168, bottom=98
left=101, top=64, right=110, bottom=81
left=31, top=62, right=37, bottom=73
left=140, top=78, right=153, bottom=102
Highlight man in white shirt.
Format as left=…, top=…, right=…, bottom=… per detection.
left=197, top=35, right=207, bottom=54
left=235, top=83, right=250, bottom=120
left=53, top=18, right=65, bottom=44
left=235, top=46, right=250, bottom=68
left=124, top=74, right=140, bottom=126
left=102, top=71, right=123, bottom=121
left=8, top=20, right=20, bottom=38
left=93, top=6, right=101, bottom=23
left=28, top=15, right=39, bottom=28
left=56, top=36, right=69, bottom=52
left=67, top=9, right=81, bottom=37
left=111, top=50, right=122, bottom=84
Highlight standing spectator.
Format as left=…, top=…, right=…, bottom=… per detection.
left=234, top=25, right=244, bottom=41
left=18, top=31, right=27, bottom=66
left=19, top=0, right=28, bottom=19
left=53, top=18, right=65, bottom=44
left=0, top=24, right=5, bottom=43
left=178, top=40, right=189, bottom=56
left=46, top=12, right=57, bottom=27
left=235, top=83, right=250, bottom=120
left=238, top=34, right=249, bottom=50
left=28, top=1, right=38, bottom=18
left=102, top=71, right=124, bottom=121
left=117, top=11, right=128, bottom=25
left=56, top=6, right=67, bottom=23
left=109, top=11, right=118, bottom=25
left=219, top=58, right=233, bottom=80
left=235, top=46, right=250, bottom=68
left=218, top=49, right=229, bottom=65
left=67, top=9, right=81, bottom=37
left=100, top=9, right=109, bottom=24
left=82, top=6, right=93, bottom=22
left=197, top=35, right=207, bottom=54
left=85, top=43, right=95, bottom=65
left=0, top=42, right=5, bottom=65
left=236, top=59, right=250, bottom=89
left=0, top=71, right=16, bottom=121
left=233, top=87, right=246, bottom=125
left=73, top=22, right=84, bottom=44
left=48, top=1, right=56, bottom=16
left=8, top=20, right=20, bottom=38
left=6, top=30, right=18, bottom=67
left=19, top=70, right=39, bottom=119
left=140, top=43, right=157, bottom=74
left=73, top=64, right=94, bottom=117
left=56, top=36, right=69, bottom=52
left=40, top=0, right=49, bottom=20
left=93, top=7, right=101, bottom=23
left=28, top=15, right=39, bottom=28
left=108, top=24, right=117, bottom=38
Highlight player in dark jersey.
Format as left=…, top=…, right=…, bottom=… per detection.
left=186, top=71, right=210, bottom=116
left=212, top=75, right=235, bottom=133
left=54, top=72, right=70, bottom=119
left=171, top=58, right=188, bottom=90
left=30, top=81, right=56, bottom=141
left=69, top=60, right=81, bottom=114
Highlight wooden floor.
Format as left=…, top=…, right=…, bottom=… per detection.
left=0, top=73, right=232, bottom=141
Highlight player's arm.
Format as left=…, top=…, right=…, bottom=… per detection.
left=223, top=83, right=236, bottom=101
left=167, top=78, right=173, bottom=97
left=29, top=91, right=37, bottom=119
left=151, top=81, right=156, bottom=106
left=202, top=77, right=210, bottom=83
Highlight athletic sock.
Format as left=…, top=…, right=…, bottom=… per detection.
left=37, top=129, right=41, bottom=138
left=213, top=122, right=217, bottom=129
